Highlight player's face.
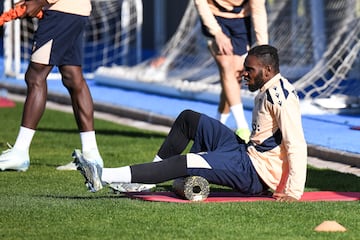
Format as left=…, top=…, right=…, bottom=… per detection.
left=242, top=55, right=266, bottom=92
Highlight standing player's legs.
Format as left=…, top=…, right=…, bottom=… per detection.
left=210, top=43, right=250, bottom=141
left=206, top=18, right=251, bottom=142
left=212, top=50, right=241, bottom=117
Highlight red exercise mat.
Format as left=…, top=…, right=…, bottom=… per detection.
left=125, top=191, right=360, bottom=203
left=0, top=97, right=16, bottom=108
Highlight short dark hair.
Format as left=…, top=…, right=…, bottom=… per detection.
left=248, top=45, right=280, bottom=72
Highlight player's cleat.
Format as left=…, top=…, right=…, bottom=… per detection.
left=72, top=149, right=103, bottom=192
left=109, top=183, right=156, bottom=193
left=0, top=144, right=29, bottom=172
left=57, top=148, right=103, bottom=171
left=83, top=148, right=104, bottom=168
left=235, top=128, right=251, bottom=143
left=56, top=161, right=77, bottom=171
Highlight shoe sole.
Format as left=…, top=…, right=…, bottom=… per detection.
left=109, top=183, right=156, bottom=193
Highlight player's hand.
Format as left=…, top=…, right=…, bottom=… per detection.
left=273, top=192, right=298, bottom=202
left=214, top=32, right=233, bottom=55
left=24, top=0, right=47, bottom=18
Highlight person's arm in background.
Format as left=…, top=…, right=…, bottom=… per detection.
left=249, top=0, right=268, bottom=45
left=24, top=0, right=50, bottom=17
left=194, top=0, right=233, bottom=55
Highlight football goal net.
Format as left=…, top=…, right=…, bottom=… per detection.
left=3, top=0, right=360, bottom=113
left=94, top=0, right=360, bottom=113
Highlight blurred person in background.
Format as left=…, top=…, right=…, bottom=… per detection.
left=194, top=0, right=268, bottom=142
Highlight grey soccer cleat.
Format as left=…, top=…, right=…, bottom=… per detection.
left=72, top=149, right=103, bottom=192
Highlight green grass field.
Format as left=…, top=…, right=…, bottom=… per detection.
left=0, top=102, right=359, bottom=240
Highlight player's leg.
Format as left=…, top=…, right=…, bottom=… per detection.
left=217, top=90, right=231, bottom=124
left=232, top=54, right=251, bottom=142
left=189, top=109, right=245, bottom=154
left=59, top=65, right=103, bottom=168
left=60, top=65, right=94, bottom=132
left=209, top=35, right=250, bottom=140
left=211, top=17, right=251, bottom=141
left=228, top=17, right=252, bottom=141
left=212, top=43, right=249, bottom=130
left=0, top=9, right=55, bottom=171
left=0, top=62, right=52, bottom=171
left=22, top=62, right=53, bottom=128
left=213, top=52, right=241, bottom=108
left=85, top=148, right=266, bottom=195
left=105, top=110, right=199, bottom=192
left=96, top=111, right=243, bottom=189
left=54, top=12, right=103, bottom=170
left=156, top=109, right=200, bottom=160
left=155, top=109, right=242, bottom=160
left=187, top=150, right=267, bottom=195
left=208, top=39, right=231, bottom=124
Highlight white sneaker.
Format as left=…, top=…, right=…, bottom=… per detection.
left=56, top=161, right=77, bottom=171
left=0, top=144, right=30, bottom=172
left=109, top=183, right=156, bottom=193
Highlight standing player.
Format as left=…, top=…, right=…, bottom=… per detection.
left=0, top=0, right=103, bottom=173
left=194, top=0, right=268, bottom=142
left=74, top=45, right=308, bottom=202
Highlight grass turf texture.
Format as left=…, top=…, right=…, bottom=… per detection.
left=0, top=102, right=359, bottom=240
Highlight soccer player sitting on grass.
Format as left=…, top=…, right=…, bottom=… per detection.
left=74, top=45, right=308, bottom=202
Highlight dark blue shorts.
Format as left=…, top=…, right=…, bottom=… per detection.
left=201, top=16, right=252, bottom=56
left=31, top=11, right=88, bottom=66
left=187, top=114, right=266, bottom=194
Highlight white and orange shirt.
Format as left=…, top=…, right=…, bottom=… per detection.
left=45, top=0, right=91, bottom=16
left=247, top=73, right=307, bottom=200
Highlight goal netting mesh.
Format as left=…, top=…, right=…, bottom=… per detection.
left=94, top=0, right=360, bottom=112
left=3, top=0, right=142, bottom=77
left=3, top=0, right=360, bottom=112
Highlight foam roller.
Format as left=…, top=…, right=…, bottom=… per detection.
left=172, top=176, right=210, bottom=201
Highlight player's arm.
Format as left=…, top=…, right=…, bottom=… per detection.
left=24, top=0, right=48, bottom=17
left=249, top=0, right=268, bottom=45
left=276, top=88, right=307, bottom=201
left=193, top=0, right=233, bottom=55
